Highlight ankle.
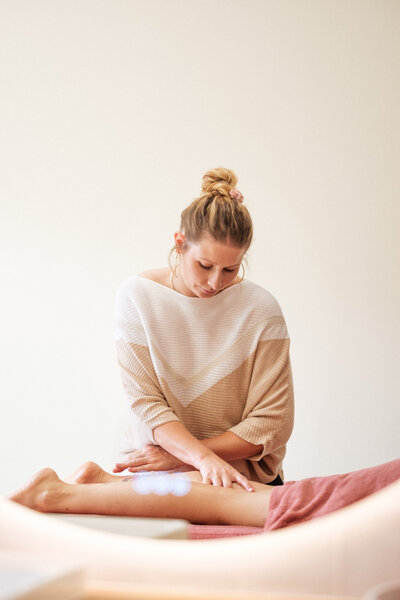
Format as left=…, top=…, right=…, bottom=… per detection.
left=35, top=483, right=65, bottom=513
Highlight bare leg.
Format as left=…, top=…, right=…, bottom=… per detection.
left=66, top=462, right=202, bottom=485
left=66, top=461, right=269, bottom=492
left=10, top=468, right=273, bottom=527
left=66, top=462, right=124, bottom=484
left=66, top=462, right=197, bottom=485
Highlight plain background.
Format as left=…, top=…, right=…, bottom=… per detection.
left=1, top=0, right=399, bottom=496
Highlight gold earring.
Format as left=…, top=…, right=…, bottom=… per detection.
left=172, top=248, right=181, bottom=278
left=238, top=263, right=245, bottom=283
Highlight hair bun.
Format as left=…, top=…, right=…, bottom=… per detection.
left=201, top=167, right=238, bottom=199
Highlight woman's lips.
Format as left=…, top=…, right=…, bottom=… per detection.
left=201, top=287, right=216, bottom=295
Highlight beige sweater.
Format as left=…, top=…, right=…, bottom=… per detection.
left=114, top=276, right=294, bottom=483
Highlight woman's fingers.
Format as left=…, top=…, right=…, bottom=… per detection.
left=127, top=456, right=149, bottom=468
left=234, top=472, right=255, bottom=492
left=128, top=464, right=154, bottom=473
left=113, top=463, right=129, bottom=473
left=202, top=469, right=235, bottom=489
left=221, top=473, right=233, bottom=488
left=113, top=454, right=149, bottom=473
left=211, top=473, right=223, bottom=488
left=199, top=453, right=253, bottom=490
left=208, top=466, right=254, bottom=492
left=217, top=470, right=252, bottom=491
left=202, top=473, right=213, bottom=485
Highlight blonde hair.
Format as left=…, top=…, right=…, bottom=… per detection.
left=178, top=167, right=253, bottom=250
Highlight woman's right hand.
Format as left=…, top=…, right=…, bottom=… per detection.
left=197, top=452, right=255, bottom=492
left=113, top=445, right=185, bottom=473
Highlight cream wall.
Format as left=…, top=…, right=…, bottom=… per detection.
left=1, top=0, right=399, bottom=495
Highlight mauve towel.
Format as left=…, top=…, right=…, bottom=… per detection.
left=188, top=525, right=262, bottom=540
left=264, top=458, right=400, bottom=532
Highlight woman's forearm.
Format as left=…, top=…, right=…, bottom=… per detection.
left=200, top=431, right=263, bottom=461
left=152, top=421, right=213, bottom=469
left=153, top=423, right=263, bottom=463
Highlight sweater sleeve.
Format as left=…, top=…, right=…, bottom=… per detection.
left=228, top=317, right=294, bottom=462
left=115, top=282, right=180, bottom=436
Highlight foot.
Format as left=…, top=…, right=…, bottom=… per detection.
left=9, top=468, right=66, bottom=513
left=65, top=461, right=119, bottom=484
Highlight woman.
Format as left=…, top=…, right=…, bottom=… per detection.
left=113, top=167, right=294, bottom=491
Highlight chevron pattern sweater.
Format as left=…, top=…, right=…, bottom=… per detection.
left=114, top=276, right=294, bottom=483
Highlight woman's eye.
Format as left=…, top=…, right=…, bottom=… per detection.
left=198, top=263, right=235, bottom=272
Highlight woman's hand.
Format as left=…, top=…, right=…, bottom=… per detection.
left=113, top=445, right=185, bottom=473
left=197, top=452, right=255, bottom=492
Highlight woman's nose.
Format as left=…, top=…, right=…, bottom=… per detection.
left=208, top=271, right=222, bottom=289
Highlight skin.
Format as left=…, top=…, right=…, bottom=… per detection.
left=10, top=462, right=274, bottom=527
left=113, top=233, right=266, bottom=493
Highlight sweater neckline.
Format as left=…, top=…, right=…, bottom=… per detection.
left=134, top=275, right=248, bottom=301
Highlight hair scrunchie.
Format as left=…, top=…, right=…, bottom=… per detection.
left=229, top=188, right=244, bottom=203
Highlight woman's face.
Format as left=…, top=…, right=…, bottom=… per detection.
left=175, top=233, right=246, bottom=298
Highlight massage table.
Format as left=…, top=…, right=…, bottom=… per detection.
left=0, top=479, right=399, bottom=599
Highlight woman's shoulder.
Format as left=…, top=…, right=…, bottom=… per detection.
left=117, top=268, right=170, bottom=291
left=244, top=280, right=284, bottom=316
left=115, top=269, right=172, bottom=307
left=138, top=267, right=171, bottom=287
left=247, top=280, right=278, bottom=304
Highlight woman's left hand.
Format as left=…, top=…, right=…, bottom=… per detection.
left=113, top=445, right=185, bottom=473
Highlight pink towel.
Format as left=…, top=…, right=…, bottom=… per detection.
left=188, top=525, right=262, bottom=540
left=264, top=458, right=400, bottom=532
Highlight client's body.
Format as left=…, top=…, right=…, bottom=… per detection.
left=10, top=458, right=400, bottom=531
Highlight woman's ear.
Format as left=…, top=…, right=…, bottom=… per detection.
left=174, top=231, right=185, bottom=253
